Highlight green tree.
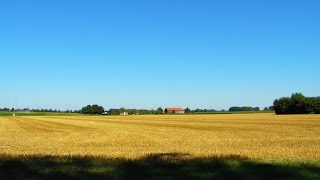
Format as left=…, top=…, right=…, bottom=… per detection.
left=290, top=93, right=307, bottom=114
left=156, top=107, right=163, bottom=114
left=274, top=97, right=291, bottom=114
left=185, top=107, right=191, bottom=113
left=81, top=105, right=104, bottom=115
left=273, top=93, right=320, bottom=115
left=81, top=105, right=92, bottom=114
left=91, top=105, right=104, bottom=114
left=119, top=108, right=126, bottom=114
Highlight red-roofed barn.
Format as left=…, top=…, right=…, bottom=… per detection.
left=165, top=108, right=185, bottom=114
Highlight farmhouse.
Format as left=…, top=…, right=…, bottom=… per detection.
left=165, top=108, right=185, bottom=114
left=120, top=112, right=129, bottom=116
left=107, top=109, right=129, bottom=115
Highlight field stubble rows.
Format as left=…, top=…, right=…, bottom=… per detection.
left=0, top=114, right=319, bottom=162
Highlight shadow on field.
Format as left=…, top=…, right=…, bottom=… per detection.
left=0, top=153, right=319, bottom=180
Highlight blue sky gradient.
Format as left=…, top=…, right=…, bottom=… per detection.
left=1, top=0, right=320, bottom=110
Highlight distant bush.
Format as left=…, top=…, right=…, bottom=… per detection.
left=273, top=93, right=320, bottom=115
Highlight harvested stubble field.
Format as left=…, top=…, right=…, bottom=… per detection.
left=1, top=114, right=320, bottom=160
left=1, top=114, right=320, bottom=179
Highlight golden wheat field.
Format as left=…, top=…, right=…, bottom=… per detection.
left=0, top=114, right=319, bottom=161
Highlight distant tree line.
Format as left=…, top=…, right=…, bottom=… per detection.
left=106, top=107, right=164, bottom=115
left=0, top=108, right=79, bottom=113
left=273, top=93, right=320, bottom=115
left=0, top=108, right=12, bottom=111
left=31, top=109, right=79, bottom=113
left=229, top=106, right=260, bottom=112
left=1, top=102, right=279, bottom=116
left=193, top=108, right=218, bottom=113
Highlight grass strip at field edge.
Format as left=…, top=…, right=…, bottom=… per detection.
left=0, top=153, right=319, bottom=180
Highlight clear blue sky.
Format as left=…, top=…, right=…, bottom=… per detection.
left=1, top=0, right=320, bottom=110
